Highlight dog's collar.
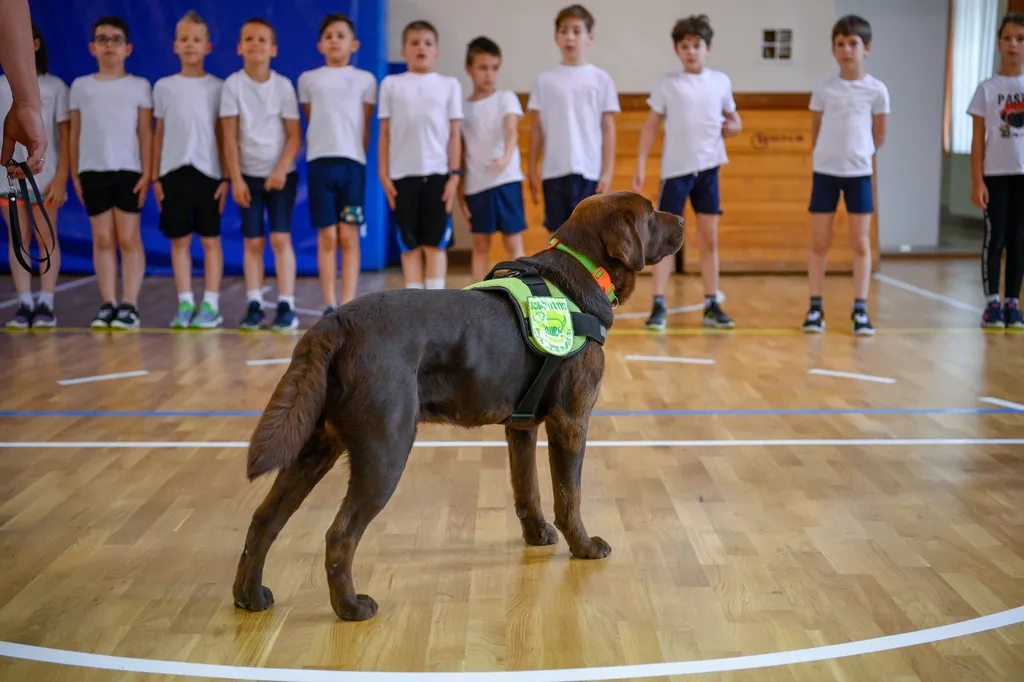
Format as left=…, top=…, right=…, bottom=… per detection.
left=547, top=237, right=617, bottom=306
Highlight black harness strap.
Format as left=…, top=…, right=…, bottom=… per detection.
left=481, top=261, right=607, bottom=426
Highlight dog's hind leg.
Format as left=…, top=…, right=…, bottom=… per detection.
left=324, top=423, right=415, bottom=621
left=506, top=425, right=558, bottom=546
left=545, top=413, right=611, bottom=560
left=233, top=428, right=343, bottom=612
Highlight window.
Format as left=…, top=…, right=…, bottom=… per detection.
left=762, top=29, right=792, bottom=61
left=947, top=0, right=1001, bottom=154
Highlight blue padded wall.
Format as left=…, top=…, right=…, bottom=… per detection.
left=1, top=0, right=390, bottom=276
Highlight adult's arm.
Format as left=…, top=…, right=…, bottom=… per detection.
left=0, top=0, right=46, bottom=177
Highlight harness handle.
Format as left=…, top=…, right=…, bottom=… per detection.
left=5, top=159, right=56, bottom=275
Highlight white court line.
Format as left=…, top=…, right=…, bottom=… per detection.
left=979, top=396, right=1024, bottom=411
left=808, top=368, right=897, bottom=385
left=625, top=354, right=715, bottom=365
left=1, top=605, right=1021, bottom=680
left=873, top=273, right=977, bottom=312
left=0, top=275, right=98, bottom=309
left=3, top=437, right=1024, bottom=449
left=246, top=358, right=291, bottom=366
left=56, top=370, right=150, bottom=386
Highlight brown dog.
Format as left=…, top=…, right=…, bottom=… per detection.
left=233, top=191, right=684, bottom=620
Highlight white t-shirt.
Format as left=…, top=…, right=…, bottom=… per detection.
left=69, top=74, right=152, bottom=174
left=527, top=63, right=620, bottom=182
left=0, top=73, right=69, bottom=191
left=377, top=71, right=463, bottom=180
left=967, top=74, right=1024, bottom=177
left=809, top=74, right=890, bottom=177
left=297, top=65, right=378, bottom=164
left=153, top=73, right=224, bottom=180
left=219, top=69, right=300, bottom=178
left=647, top=68, right=736, bottom=179
left=461, top=89, right=525, bottom=196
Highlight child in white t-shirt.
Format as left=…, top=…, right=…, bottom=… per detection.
left=527, top=4, right=619, bottom=233
left=297, top=13, right=377, bottom=312
left=378, top=20, right=463, bottom=290
left=969, top=12, right=1024, bottom=330
left=152, top=11, right=228, bottom=330
left=69, top=15, right=153, bottom=331
left=460, top=36, right=527, bottom=282
left=632, top=14, right=740, bottom=331
left=802, top=14, right=889, bottom=337
left=0, top=22, right=68, bottom=329
left=220, top=18, right=302, bottom=331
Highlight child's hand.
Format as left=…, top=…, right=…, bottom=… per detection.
left=381, top=177, right=397, bottom=210
left=133, top=175, right=148, bottom=209
left=972, top=182, right=989, bottom=210
left=264, top=169, right=286, bottom=191
left=152, top=180, right=164, bottom=209
left=43, top=179, right=67, bottom=208
left=443, top=175, right=460, bottom=214
left=631, top=170, right=645, bottom=194
left=232, top=178, right=251, bottom=208
left=460, top=199, right=471, bottom=219
left=722, top=120, right=741, bottom=138
left=72, top=175, right=84, bottom=206
left=596, top=173, right=612, bottom=194
left=528, top=174, right=541, bottom=205
left=486, top=155, right=511, bottom=175
left=214, top=181, right=229, bottom=214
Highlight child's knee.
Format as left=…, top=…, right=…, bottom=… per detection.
left=472, top=233, right=492, bottom=253
left=244, top=237, right=265, bottom=256
left=338, top=225, right=360, bottom=250
left=200, top=236, right=221, bottom=252
left=318, top=227, right=338, bottom=252
left=269, top=232, right=292, bottom=251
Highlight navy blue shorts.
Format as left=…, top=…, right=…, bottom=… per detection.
left=240, top=172, right=299, bottom=239
left=809, top=173, right=874, bottom=214
left=465, top=181, right=527, bottom=236
left=308, top=157, right=366, bottom=230
left=542, top=173, right=596, bottom=232
left=658, top=167, right=722, bottom=216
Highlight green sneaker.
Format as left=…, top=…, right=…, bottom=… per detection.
left=170, top=301, right=195, bottom=328
left=190, top=301, right=223, bottom=329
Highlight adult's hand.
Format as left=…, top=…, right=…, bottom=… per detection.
left=0, top=0, right=48, bottom=179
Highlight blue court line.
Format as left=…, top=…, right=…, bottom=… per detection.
left=0, top=407, right=1021, bottom=418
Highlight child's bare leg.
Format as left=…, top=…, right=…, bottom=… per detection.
left=339, top=223, right=360, bottom=305
left=171, top=236, right=192, bottom=297
left=848, top=214, right=872, bottom=301
left=401, top=247, right=425, bottom=288
left=471, top=233, right=492, bottom=282
left=201, top=236, right=223, bottom=298
left=91, top=210, right=118, bottom=305
left=113, top=209, right=145, bottom=306
left=318, top=226, right=338, bottom=307
left=34, top=204, right=61, bottom=296
left=503, top=232, right=525, bottom=261
left=808, top=213, right=835, bottom=299
left=424, top=246, right=447, bottom=289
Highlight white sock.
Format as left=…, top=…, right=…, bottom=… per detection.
left=36, top=291, right=54, bottom=309
left=202, top=291, right=220, bottom=310
left=425, top=278, right=445, bottom=290
left=179, top=291, right=195, bottom=306
left=279, top=295, right=296, bottom=308
left=19, top=292, right=33, bottom=308
left=247, top=289, right=263, bottom=304
left=405, top=282, right=424, bottom=289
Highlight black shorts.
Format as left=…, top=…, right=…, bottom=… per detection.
left=78, top=170, right=143, bottom=217
left=158, top=165, right=223, bottom=239
left=393, top=174, right=453, bottom=251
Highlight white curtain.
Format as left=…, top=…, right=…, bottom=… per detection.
left=949, top=0, right=1001, bottom=154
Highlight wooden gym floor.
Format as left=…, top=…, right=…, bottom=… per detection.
left=0, top=258, right=1022, bottom=682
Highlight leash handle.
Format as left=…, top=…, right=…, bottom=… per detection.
left=5, top=159, right=56, bottom=275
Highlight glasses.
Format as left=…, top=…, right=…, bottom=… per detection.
left=93, top=35, right=126, bottom=45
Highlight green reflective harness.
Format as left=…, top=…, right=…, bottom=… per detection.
left=464, top=253, right=611, bottom=426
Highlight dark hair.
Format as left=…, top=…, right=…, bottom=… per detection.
left=672, top=14, right=713, bottom=47
left=320, top=13, right=356, bottom=39
left=403, top=20, right=438, bottom=44
left=466, top=36, right=501, bottom=66
left=93, top=15, right=130, bottom=42
left=242, top=17, right=276, bottom=44
left=31, top=21, right=48, bottom=75
left=832, top=14, right=872, bottom=46
left=998, top=13, right=1024, bottom=37
left=555, top=4, right=594, bottom=32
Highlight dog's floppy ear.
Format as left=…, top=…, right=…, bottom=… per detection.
left=603, top=204, right=650, bottom=272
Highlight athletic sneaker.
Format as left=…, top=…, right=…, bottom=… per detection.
left=31, top=302, right=55, bottom=328
left=802, top=308, right=826, bottom=333
left=170, top=301, right=195, bottom=328
left=982, top=300, right=1005, bottom=328
left=852, top=310, right=875, bottom=336
left=323, top=305, right=339, bottom=317
left=271, top=301, right=298, bottom=331
left=703, top=302, right=735, bottom=329
left=7, top=304, right=33, bottom=329
left=110, top=303, right=141, bottom=330
left=645, top=299, right=667, bottom=331
left=239, top=300, right=264, bottom=331
left=1005, top=300, right=1023, bottom=330
left=91, top=303, right=118, bottom=329
left=190, top=301, right=223, bottom=329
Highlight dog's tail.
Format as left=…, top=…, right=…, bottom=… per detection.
left=246, top=317, right=343, bottom=480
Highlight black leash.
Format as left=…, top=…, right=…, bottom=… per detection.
left=5, top=159, right=56, bottom=275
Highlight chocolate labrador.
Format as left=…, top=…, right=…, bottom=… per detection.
left=232, top=191, right=684, bottom=620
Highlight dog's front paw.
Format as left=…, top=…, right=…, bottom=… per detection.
left=334, top=593, right=379, bottom=621
left=234, top=584, right=274, bottom=611
left=571, top=536, right=611, bottom=560
left=523, top=520, right=558, bottom=546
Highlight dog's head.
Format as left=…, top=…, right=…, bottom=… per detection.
left=554, top=191, right=684, bottom=305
